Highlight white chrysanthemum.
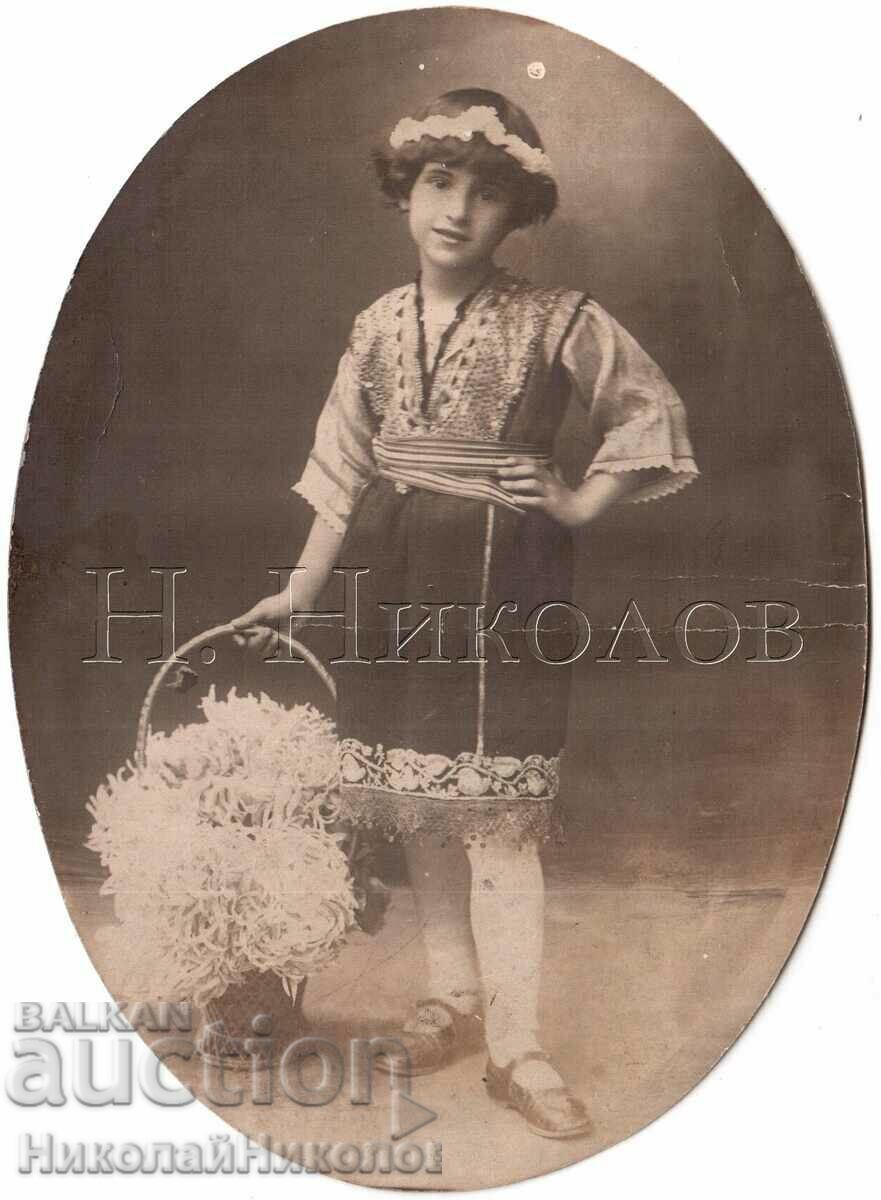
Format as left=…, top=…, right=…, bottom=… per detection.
left=86, top=687, right=354, bottom=1006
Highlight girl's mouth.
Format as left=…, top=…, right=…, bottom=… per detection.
left=434, top=228, right=470, bottom=242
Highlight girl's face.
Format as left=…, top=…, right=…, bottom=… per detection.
left=402, top=160, right=515, bottom=276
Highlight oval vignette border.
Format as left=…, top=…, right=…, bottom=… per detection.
left=7, top=5, right=869, bottom=1191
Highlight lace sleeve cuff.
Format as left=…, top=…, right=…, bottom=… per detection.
left=291, top=456, right=355, bottom=534
left=583, top=398, right=699, bottom=504
left=290, top=344, right=376, bottom=532
left=563, top=300, right=699, bottom=505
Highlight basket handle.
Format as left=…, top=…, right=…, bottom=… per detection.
left=134, top=624, right=336, bottom=769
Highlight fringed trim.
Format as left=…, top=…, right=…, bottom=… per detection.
left=337, top=738, right=562, bottom=845
left=337, top=785, right=558, bottom=847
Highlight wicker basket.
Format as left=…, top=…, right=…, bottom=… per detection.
left=199, top=973, right=308, bottom=1069
left=135, top=622, right=337, bottom=1071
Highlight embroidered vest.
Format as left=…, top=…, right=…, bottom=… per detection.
left=348, top=269, right=588, bottom=447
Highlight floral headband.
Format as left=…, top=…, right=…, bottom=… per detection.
left=389, top=105, right=554, bottom=178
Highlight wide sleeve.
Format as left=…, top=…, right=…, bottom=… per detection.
left=561, top=300, right=699, bottom=504
left=291, top=339, right=376, bottom=533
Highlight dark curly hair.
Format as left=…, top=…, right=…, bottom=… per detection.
left=372, top=88, right=558, bottom=231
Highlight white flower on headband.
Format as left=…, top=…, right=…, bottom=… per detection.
left=389, top=105, right=554, bottom=178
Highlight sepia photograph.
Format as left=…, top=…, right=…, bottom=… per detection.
left=2, top=2, right=875, bottom=1195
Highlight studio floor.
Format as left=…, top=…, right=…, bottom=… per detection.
left=65, top=852, right=818, bottom=1190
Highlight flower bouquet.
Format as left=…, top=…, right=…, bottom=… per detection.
left=86, top=626, right=378, bottom=1066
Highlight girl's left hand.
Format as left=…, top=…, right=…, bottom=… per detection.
left=497, top=458, right=580, bottom=527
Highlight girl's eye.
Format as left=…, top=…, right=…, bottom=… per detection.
left=480, top=187, right=503, bottom=203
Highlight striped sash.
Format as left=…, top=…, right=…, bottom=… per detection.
left=373, top=435, right=551, bottom=515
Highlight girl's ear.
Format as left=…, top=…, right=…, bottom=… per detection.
left=397, top=198, right=410, bottom=213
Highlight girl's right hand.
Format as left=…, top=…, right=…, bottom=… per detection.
left=229, top=589, right=313, bottom=654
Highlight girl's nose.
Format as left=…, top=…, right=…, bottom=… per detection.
left=445, top=186, right=470, bottom=224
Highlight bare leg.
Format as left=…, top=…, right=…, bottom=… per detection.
left=466, top=837, right=563, bottom=1088
left=404, top=838, right=480, bottom=1014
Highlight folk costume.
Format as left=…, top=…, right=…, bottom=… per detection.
left=293, top=265, right=698, bottom=845
left=284, top=99, right=702, bottom=1135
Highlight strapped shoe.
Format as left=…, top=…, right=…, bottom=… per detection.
left=374, top=997, right=484, bottom=1077
left=485, top=1050, right=593, bottom=1139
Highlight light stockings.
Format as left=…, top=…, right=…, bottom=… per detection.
left=403, top=839, right=481, bottom=1015
left=466, top=838, right=563, bottom=1089
left=404, top=836, right=563, bottom=1089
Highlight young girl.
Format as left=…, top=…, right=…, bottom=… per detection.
left=232, top=88, right=697, bottom=1139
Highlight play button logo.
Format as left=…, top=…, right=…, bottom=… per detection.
left=390, top=1088, right=438, bottom=1140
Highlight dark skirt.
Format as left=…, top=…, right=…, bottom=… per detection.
left=331, top=477, right=575, bottom=843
